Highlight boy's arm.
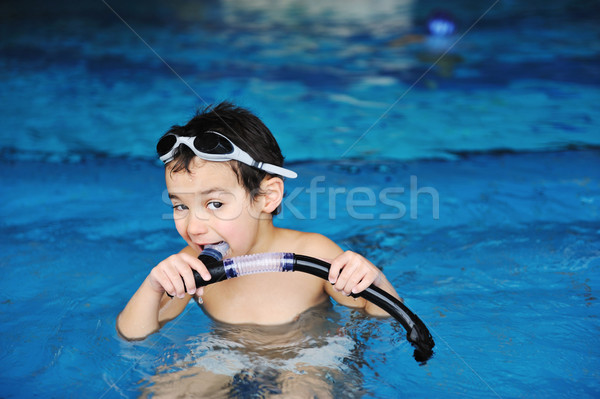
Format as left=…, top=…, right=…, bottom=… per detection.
left=307, top=234, right=402, bottom=316
left=116, top=278, right=191, bottom=340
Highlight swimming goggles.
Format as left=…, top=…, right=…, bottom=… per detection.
left=157, top=131, right=297, bottom=179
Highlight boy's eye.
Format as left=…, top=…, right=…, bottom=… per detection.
left=207, top=201, right=223, bottom=210
left=173, top=204, right=188, bottom=211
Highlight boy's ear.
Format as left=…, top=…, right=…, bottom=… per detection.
left=259, top=176, right=284, bottom=214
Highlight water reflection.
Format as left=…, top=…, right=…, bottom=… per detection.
left=140, top=301, right=372, bottom=398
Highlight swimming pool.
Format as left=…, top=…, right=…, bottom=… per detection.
left=1, top=0, right=598, bottom=398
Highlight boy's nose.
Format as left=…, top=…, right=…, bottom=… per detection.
left=186, top=211, right=209, bottom=236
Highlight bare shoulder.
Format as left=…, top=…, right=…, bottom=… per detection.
left=276, top=229, right=343, bottom=259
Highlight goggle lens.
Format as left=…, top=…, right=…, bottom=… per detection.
left=156, top=134, right=177, bottom=157
left=194, top=133, right=234, bottom=154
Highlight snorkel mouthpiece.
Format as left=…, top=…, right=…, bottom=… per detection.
left=186, top=242, right=435, bottom=363
left=201, top=242, right=229, bottom=262
left=190, top=242, right=231, bottom=288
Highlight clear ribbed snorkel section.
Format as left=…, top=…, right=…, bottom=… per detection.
left=222, top=252, right=295, bottom=278
left=201, top=242, right=295, bottom=279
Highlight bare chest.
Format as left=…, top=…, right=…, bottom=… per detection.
left=200, top=272, right=327, bottom=325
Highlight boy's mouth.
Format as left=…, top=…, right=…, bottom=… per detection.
left=198, top=242, right=223, bottom=252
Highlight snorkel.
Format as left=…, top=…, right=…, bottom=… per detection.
left=189, top=242, right=435, bottom=363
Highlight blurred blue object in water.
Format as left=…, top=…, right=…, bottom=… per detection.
left=427, top=11, right=456, bottom=37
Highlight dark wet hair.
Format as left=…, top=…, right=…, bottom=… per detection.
left=158, top=101, right=287, bottom=214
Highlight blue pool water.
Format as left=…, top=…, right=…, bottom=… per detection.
left=1, top=1, right=599, bottom=398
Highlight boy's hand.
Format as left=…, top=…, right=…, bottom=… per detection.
left=148, top=253, right=212, bottom=299
left=328, top=251, right=382, bottom=296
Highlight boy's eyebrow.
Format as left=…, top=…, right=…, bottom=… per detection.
left=168, top=188, right=230, bottom=200
left=198, top=187, right=230, bottom=196
left=168, top=193, right=181, bottom=201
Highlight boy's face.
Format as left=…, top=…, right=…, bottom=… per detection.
left=165, top=158, right=264, bottom=257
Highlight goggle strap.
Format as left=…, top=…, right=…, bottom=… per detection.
left=259, top=162, right=298, bottom=179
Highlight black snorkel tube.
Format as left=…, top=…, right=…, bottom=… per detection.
left=188, top=242, right=435, bottom=363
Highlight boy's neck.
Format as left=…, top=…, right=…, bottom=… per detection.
left=248, top=218, right=281, bottom=254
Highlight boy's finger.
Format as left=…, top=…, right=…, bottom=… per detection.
left=328, top=259, right=342, bottom=284
left=344, top=271, right=366, bottom=295
left=163, top=266, right=185, bottom=298
left=334, top=261, right=360, bottom=292
left=328, top=251, right=353, bottom=283
left=158, top=274, right=176, bottom=297
left=192, top=258, right=213, bottom=281
left=351, top=277, right=372, bottom=294
left=182, top=253, right=212, bottom=281
left=176, top=264, right=197, bottom=295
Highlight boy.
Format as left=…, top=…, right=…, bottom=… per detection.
left=117, top=102, right=401, bottom=340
